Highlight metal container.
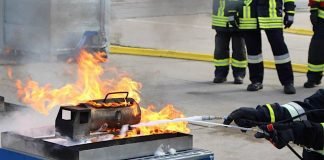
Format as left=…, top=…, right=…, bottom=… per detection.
left=83, top=92, right=141, bottom=130
left=55, top=92, right=141, bottom=140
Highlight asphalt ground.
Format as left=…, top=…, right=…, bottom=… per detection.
left=111, top=12, right=313, bottom=65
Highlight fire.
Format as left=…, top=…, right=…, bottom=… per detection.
left=14, top=50, right=189, bottom=136
left=127, top=105, right=190, bottom=136
left=16, top=50, right=141, bottom=115
left=6, top=66, right=13, bottom=80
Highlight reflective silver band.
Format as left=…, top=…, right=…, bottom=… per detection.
left=248, top=54, right=263, bottom=64
left=282, top=102, right=307, bottom=121
left=274, top=53, right=291, bottom=64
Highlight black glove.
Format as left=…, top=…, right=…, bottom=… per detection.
left=255, top=121, right=324, bottom=150
left=228, top=14, right=239, bottom=29
left=284, top=14, right=294, bottom=29
left=223, top=107, right=260, bottom=128
left=255, top=123, right=294, bottom=149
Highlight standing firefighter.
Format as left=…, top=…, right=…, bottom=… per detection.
left=224, top=89, right=324, bottom=159
left=304, top=0, right=324, bottom=88
left=237, top=0, right=296, bottom=94
left=212, top=0, right=247, bottom=84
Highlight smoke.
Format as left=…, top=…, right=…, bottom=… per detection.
left=0, top=61, right=76, bottom=147
left=1, top=0, right=108, bottom=63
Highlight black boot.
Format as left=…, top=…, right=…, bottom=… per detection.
left=247, top=82, right=263, bottom=91
left=213, top=77, right=227, bottom=83
left=234, top=76, right=244, bottom=84
left=304, top=81, right=321, bottom=88
left=284, top=83, right=296, bottom=94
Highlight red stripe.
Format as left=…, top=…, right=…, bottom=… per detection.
left=320, top=2, right=324, bottom=7
left=309, top=0, right=316, bottom=6
left=267, top=124, right=274, bottom=132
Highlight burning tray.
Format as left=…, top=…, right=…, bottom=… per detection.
left=1, top=126, right=193, bottom=160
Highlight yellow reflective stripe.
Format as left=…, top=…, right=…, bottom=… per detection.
left=244, top=0, right=253, bottom=5
left=232, top=59, right=247, bottom=68
left=311, top=8, right=318, bottom=11
left=266, top=104, right=275, bottom=123
left=240, top=18, right=258, bottom=23
left=258, top=17, right=283, bottom=22
left=319, top=10, right=324, bottom=19
left=308, top=64, right=324, bottom=72
left=212, top=15, right=228, bottom=27
left=214, top=58, right=230, bottom=66
left=259, top=24, right=283, bottom=29
left=269, top=0, right=277, bottom=18
left=239, top=18, right=258, bottom=29
left=258, top=17, right=283, bottom=28
left=217, top=0, right=226, bottom=16
left=286, top=11, right=296, bottom=14
left=284, top=0, right=295, bottom=2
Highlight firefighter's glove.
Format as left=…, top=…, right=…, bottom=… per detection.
left=228, top=15, right=239, bottom=29
left=290, top=120, right=324, bottom=150
left=255, top=123, right=294, bottom=149
left=255, top=121, right=324, bottom=150
left=284, top=14, right=294, bottom=29
left=223, top=107, right=259, bottom=130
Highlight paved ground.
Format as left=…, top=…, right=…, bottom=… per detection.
left=111, top=12, right=313, bottom=65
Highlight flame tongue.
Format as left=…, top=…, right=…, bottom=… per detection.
left=15, top=50, right=141, bottom=115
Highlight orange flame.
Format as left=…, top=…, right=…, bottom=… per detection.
left=16, top=50, right=141, bottom=115
left=6, top=66, right=13, bottom=80
left=130, top=105, right=190, bottom=136
left=15, top=50, right=189, bottom=136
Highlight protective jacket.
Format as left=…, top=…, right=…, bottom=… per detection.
left=255, top=89, right=324, bottom=159
left=238, top=0, right=296, bottom=29
left=212, top=0, right=243, bottom=31
left=309, top=0, right=324, bottom=21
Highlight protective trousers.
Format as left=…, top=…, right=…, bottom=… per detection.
left=307, top=21, right=324, bottom=83
left=242, top=29, right=294, bottom=85
left=214, top=30, right=247, bottom=78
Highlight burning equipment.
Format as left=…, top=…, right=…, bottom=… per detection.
left=0, top=96, right=29, bottom=113
left=1, top=92, right=214, bottom=160
left=55, top=92, right=141, bottom=140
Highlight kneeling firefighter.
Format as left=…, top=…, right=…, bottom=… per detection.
left=224, top=89, right=324, bottom=159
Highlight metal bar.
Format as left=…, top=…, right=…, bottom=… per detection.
left=188, top=120, right=266, bottom=134
left=99, top=0, right=107, bottom=48
left=131, top=116, right=223, bottom=128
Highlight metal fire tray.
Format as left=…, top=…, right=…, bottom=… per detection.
left=0, top=96, right=29, bottom=113
left=1, top=126, right=193, bottom=160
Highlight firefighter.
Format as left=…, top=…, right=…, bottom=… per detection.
left=236, top=0, right=296, bottom=94
left=224, top=89, right=324, bottom=159
left=212, top=0, right=247, bottom=84
left=304, top=0, right=324, bottom=88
